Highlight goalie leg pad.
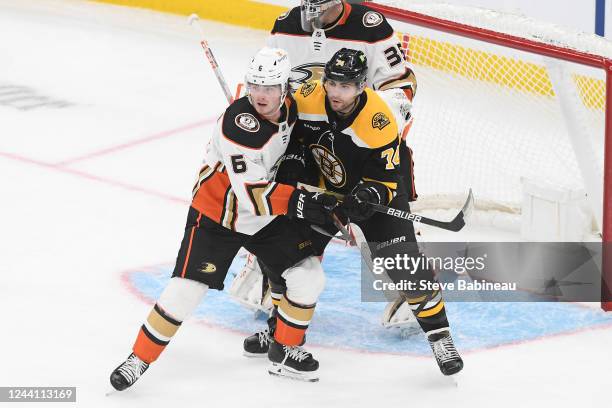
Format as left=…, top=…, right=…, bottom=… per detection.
left=228, top=253, right=271, bottom=312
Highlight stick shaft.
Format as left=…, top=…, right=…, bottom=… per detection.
left=190, top=17, right=234, bottom=104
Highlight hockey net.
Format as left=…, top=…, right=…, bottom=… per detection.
left=365, top=1, right=612, bottom=309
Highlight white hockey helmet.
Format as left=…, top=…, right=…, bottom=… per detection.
left=245, top=47, right=291, bottom=112
left=300, top=0, right=342, bottom=32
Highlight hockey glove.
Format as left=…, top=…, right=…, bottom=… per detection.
left=340, top=181, right=387, bottom=222
left=287, top=189, right=338, bottom=225
left=378, top=88, right=412, bottom=122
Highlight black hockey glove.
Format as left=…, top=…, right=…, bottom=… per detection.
left=340, top=181, right=387, bottom=222
left=275, top=150, right=306, bottom=187
left=287, top=189, right=338, bottom=225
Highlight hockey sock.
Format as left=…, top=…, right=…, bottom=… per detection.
left=133, top=277, right=208, bottom=363
left=270, top=291, right=282, bottom=308
left=406, top=290, right=450, bottom=333
left=274, top=295, right=315, bottom=346
left=133, top=304, right=181, bottom=364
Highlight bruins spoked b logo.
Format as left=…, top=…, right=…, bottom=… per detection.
left=310, top=144, right=346, bottom=188
left=372, top=112, right=390, bottom=130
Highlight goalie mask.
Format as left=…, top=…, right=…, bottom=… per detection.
left=245, top=47, right=291, bottom=113
left=300, top=0, right=342, bottom=32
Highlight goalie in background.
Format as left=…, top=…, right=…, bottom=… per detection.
left=109, top=47, right=338, bottom=389
left=231, top=0, right=421, bottom=342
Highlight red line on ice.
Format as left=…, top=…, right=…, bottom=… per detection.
left=0, top=150, right=189, bottom=205
left=55, top=117, right=217, bottom=166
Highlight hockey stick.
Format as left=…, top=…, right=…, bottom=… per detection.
left=188, top=14, right=234, bottom=104
left=298, top=183, right=474, bottom=232
left=331, top=213, right=375, bottom=272
left=369, top=190, right=473, bottom=232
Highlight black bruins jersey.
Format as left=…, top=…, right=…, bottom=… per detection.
left=291, top=80, right=401, bottom=202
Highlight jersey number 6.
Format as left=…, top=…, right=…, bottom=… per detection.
left=231, top=154, right=247, bottom=173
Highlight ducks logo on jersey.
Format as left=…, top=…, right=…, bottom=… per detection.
left=291, top=63, right=325, bottom=87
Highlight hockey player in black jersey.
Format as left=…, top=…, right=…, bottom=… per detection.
left=235, top=0, right=422, bottom=346
left=253, top=48, right=464, bottom=377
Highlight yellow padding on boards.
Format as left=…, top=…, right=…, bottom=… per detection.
left=93, top=0, right=288, bottom=31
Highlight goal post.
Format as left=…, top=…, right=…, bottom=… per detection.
left=364, top=1, right=612, bottom=310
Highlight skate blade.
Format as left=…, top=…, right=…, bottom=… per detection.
left=243, top=351, right=269, bottom=358
left=443, top=372, right=461, bottom=387
left=268, top=362, right=319, bottom=382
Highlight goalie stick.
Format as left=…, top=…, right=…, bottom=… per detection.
left=188, top=14, right=234, bottom=104
left=298, top=183, right=474, bottom=232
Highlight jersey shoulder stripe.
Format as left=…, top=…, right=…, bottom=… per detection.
left=349, top=88, right=398, bottom=148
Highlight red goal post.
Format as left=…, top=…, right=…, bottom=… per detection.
left=364, top=1, right=612, bottom=310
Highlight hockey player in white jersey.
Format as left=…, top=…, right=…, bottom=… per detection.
left=109, top=48, right=338, bottom=389
left=233, top=0, right=421, bottom=355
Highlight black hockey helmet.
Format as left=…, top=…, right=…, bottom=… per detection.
left=323, top=48, right=368, bottom=87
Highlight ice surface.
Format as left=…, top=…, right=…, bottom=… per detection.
left=1, top=1, right=611, bottom=407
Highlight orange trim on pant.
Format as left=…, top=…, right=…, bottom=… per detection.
left=274, top=319, right=306, bottom=346
left=133, top=328, right=165, bottom=364
left=180, top=212, right=202, bottom=278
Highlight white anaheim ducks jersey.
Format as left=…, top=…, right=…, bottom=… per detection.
left=191, top=96, right=297, bottom=235
left=266, top=2, right=416, bottom=97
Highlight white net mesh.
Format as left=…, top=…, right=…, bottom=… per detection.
left=369, top=1, right=607, bottom=226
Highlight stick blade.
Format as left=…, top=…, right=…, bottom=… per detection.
left=446, top=188, right=474, bottom=232
left=461, top=188, right=475, bottom=221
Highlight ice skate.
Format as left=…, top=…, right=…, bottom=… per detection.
left=267, top=341, right=319, bottom=382
left=110, top=353, right=149, bottom=391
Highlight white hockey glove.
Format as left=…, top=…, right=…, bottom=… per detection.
left=377, top=87, right=413, bottom=130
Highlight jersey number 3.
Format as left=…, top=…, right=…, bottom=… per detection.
left=384, top=43, right=405, bottom=68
